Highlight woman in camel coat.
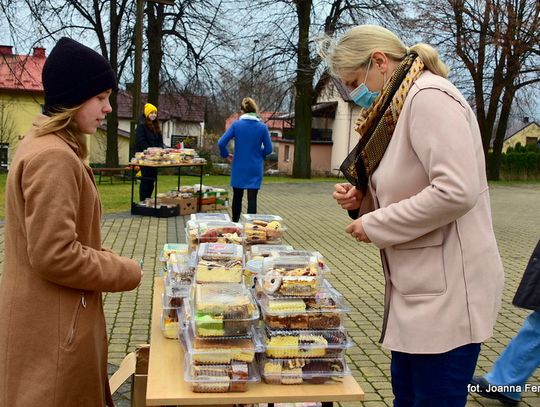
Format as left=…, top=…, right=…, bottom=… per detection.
left=0, top=38, right=142, bottom=407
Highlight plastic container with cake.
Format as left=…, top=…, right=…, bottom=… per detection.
left=190, top=284, right=260, bottom=338
left=181, top=319, right=264, bottom=364
left=184, top=354, right=260, bottom=393
left=161, top=306, right=181, bottom=339
left=256, top=256, right=324, bottom=297
left=246, top=244, right=294, bottom=261
left=186, top=220, right=244, bottom=251
left=190, top=212, right=231, bottom=222
left=240, top=214, right=286, bottom=244
left=163, top=278, right=190, bottom=307
left=195, top=243, right=244, bottom=284
left=159, top=243, right=189, bottom=265
left=165, top=252, right=194, bottom=288
left=257, top=283, right=349, bottom=329
left=259, top=355, right=351, bottom=385
left=262, top=327, right=352, bottom=359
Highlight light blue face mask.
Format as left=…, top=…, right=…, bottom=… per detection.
left=349, top=58, right=379, bottom=109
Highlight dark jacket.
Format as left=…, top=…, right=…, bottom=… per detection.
left=513, top=238, right=540, bottom=311
left=135, top=114, right=164, bottom=152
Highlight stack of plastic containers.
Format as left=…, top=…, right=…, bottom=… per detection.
left=254, top=251, right=353, bottom=384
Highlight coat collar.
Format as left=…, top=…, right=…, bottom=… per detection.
left=32, top=114, right=84, bottom=158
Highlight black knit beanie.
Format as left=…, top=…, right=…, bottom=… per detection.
left=42, top=37, right=117, bottom=114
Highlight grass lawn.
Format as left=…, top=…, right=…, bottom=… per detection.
left=0, top=172, right=340, bottom=219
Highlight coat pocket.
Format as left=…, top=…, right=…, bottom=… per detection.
left=387, top=229, right=447, bottom=296
left=61, top=293, right=86, bottom=351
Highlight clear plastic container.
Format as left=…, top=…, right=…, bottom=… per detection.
left=163, top=281, right=189, bottom=306
left=259, top=356, right=351, bottom=385
left=263, top=327, right=352, bottom=358
left=187, top=220, right=244, bottom=251
left=241, top=214, right=286, bottom=244
left=166, top=253, right=194, bottom=288
left=247, top=244, right=294, bottom=260
left=160, top=307, right=180, bottom=339
left=182, top=322, right=264, bottom=364
left=257, top=256, right=323, bottom=297
left=257, top=285, right=349, bottom=330
left=195, top=243, right=244, bottom=284
left=190, top=284, right=260, bottom=337
left=190, top=213, right=231, bottom=222
left=160, top=243, right=189, bottom=262
left=184, top=354, right=260, bottom=392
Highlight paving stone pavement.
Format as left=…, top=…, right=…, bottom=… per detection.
left=0, top=181, right=539, bottom=406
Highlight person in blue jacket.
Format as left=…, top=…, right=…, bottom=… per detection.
left=218, top=97, right=273, bottom=222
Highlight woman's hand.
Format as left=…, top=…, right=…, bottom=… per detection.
left=345, top=218, right=371, bottom=243
left=333, top=183, right=363, bottom=210
left=227, top=154, right=233, bottom=162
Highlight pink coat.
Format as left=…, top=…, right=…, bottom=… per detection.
left=0, top=115, right=141, bottom=406
left=361, top=71, right=504, bottom=354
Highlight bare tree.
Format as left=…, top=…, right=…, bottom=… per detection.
left=413, top=0, right=540, bottom=180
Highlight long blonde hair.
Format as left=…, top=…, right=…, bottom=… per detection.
left=34, top=105, right=88, bottom=159
left=320, top=25, right=449, bottom=78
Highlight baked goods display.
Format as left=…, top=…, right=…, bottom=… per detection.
left=263, top=328, right=351, bottom=359
left=186, top=220, right=243, bottom=251
left=183, top=322, right=263, bottom=364
left=241, top=214, right=286, bottom=244
left=165, top=253, right=194, bottom=289
left=161, top=243, right=189, bottom=262
left=191, top=284, right=259, bottom=337
left=247, top=244, right=294, bottom=261
left=190, top=212, right=231, bottom=222
left=195, top=243, right=244, bottom=284
left=184, top=355, right=258, bottom=393
left=161, top=307, right=180, bottom=339
left=260, top=356, right=349, bottom=385
left=258, top=284, right=348, bottom=329
left=259, top=256, right=322, bottom=297
left=131, top=147, right=206, bottom=165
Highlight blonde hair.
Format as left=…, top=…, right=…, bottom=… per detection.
left=34, top=106, right=88, bottom=159
left=240, top=97, right=258, bottom=114
left=320, top=25, right=449, bottom=78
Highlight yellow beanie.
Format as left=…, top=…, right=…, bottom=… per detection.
left=144, top=103, right=157, bottom=118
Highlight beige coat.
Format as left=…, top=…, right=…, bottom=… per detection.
left=360, top=71, right=504, bottom=354
left=0, top=116, right=141, bottom=406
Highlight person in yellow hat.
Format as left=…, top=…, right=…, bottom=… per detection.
left=136, top=102, right=164, bottom=201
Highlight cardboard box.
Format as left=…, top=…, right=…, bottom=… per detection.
left=179, top=197, right=198, bottom=215
left=200, top=203, right=216, bottom=212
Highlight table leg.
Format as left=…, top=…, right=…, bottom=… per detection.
left=177, top=165, right=181, bottom=191
left=198, top=164, right=203, bottom=211
left=154, top=167, right=159, bottom=210
left=130, top=167, right=135, bottom=214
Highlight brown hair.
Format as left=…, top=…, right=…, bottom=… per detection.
left=145, top=117, right=161, bottom=135
left=240, top=97, right=259, bottom=114
left=34, top=106, right=88, bottom=159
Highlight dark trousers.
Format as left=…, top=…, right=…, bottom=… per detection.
left=391, top=343, right=481, bottom=407
left=139, top=167, right=157, bottom=201
left=231, top=188, right=258, bottom=222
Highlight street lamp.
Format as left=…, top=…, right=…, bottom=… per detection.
left=249, top=39, right=260, bottom=97
left=129, top=0, right=175, bottom=158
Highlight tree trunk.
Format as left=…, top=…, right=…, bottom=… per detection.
left=106, top=0, right=120, bottom=167
left=292, top=0, right=313, bottom=179
left=147, top=3, right=164, bottom=107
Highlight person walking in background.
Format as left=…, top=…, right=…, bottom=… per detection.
left=470, top=238, right=540, bottom=406
left=0, top=37, right=143, bottom=407
left=136, top=102, right=164, bottom=201
left=218, top=97, right=272, bottom=222
left=324, top=25, right=504, bottom=406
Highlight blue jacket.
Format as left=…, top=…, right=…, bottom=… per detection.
left=218, top=115, right=273, bottom=189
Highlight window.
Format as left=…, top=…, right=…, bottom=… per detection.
left=284, top=145, right=290, bottom=162
left=526, top=136, right=538, bottom=146
left=270, top=131, right=279, bottom=138
left=0, top=143, right=8, bottom=168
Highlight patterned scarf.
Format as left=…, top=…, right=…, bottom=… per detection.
left=339, top=53, right=425, bottom=192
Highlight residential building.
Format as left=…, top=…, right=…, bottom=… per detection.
left=0, top=45, right=46, bottom=168
left=503, top=118, right=540, bottom=152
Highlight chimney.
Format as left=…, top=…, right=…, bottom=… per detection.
left=0, top=45, right=13, bottom=56
left=33, top=47, right=46, bottom=58
left=523, top=117, right=530, bottom=123
left=125, top=82, right=134, bottom=95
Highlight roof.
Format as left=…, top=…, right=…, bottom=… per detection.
left=276, top=102, right=338, bottom=120
left=116, top=91, right=206, bottom=123
left=0, top=46, right=46, bottom=92
left=504, top=120, right=540, bottom=141
left=225, top=111, right=293, bottom=130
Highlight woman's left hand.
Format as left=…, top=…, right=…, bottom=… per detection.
left=227, top=154, right=233, bottom=162
left=345, top=218, right=371, bottom=243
